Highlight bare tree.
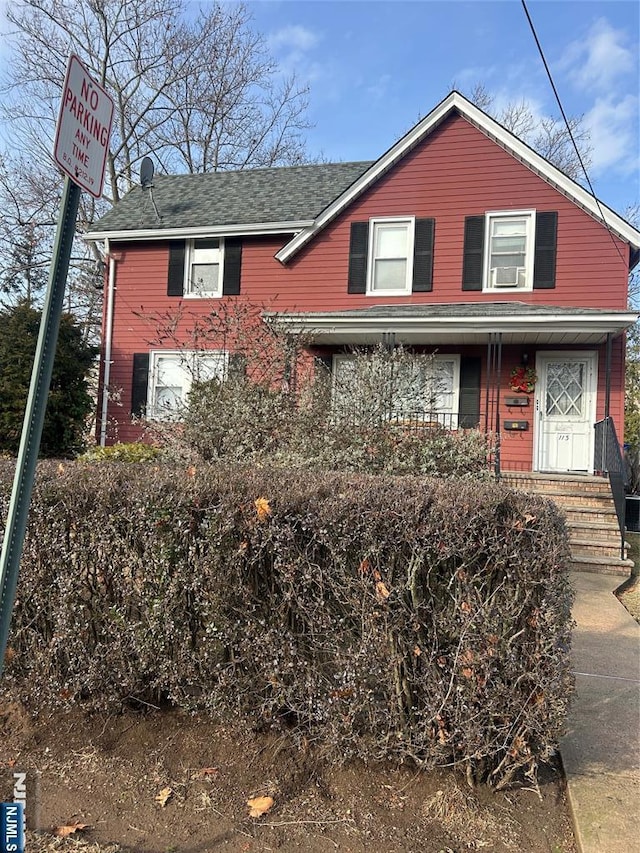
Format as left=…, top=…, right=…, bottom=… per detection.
left=465, top=83, right=592, bottom=183
left=0, top=0, right=311, bottom=332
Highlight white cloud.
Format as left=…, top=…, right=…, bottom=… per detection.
left=268, top=24, right=320, bottom=56
left=267, top=24, right=323, bottom=83
left=559, top=18, right=635, bottom=94
left=584, top=94, right=639, bottom=175
left=365, top=74, right=391, bottom=101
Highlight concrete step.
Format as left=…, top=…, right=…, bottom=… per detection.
left=562, top=505, right=619, bottom=525
left=568, top=522, right=624, bottom=545
left=569, top=555, right=634, bottom=577
left=569, top=537, right=627, bottom=560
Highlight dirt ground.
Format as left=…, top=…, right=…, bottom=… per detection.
left=0, top=702, right=576, bottom=853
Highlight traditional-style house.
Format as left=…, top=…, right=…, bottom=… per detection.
left=86, top=91, right=640, bottom=572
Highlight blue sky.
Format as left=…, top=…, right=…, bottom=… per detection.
left=246, top=0, right=639, bottom=218
left=0, top=0, right=637, bottom=218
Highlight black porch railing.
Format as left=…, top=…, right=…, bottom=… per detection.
left=594, top=417, right=627, bottom=560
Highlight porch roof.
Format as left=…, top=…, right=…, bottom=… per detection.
left=269, top=302, right=639, bottom=346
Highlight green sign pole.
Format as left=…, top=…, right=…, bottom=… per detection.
left=0, top=176, right=81, bottom=679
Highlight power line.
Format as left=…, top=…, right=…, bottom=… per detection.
left=520, top=0, right=628, bottom=269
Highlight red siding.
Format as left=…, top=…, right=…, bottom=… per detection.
left=100, top=113, right=632, bottom=454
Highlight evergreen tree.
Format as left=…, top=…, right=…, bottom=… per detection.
left=0, top=301, right=98, bottom=457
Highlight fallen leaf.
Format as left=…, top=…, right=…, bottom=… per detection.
left=413, top=646, right=422, bottom=657
left=186, top=465, right=197, bottom=478
left=155, top=786, right=173, bottom=807
left=247, top=795, right=274, bottom=818
left=55, top=823, right=89, bottom=838
left=6, top=759, right=16, bottom=768
left=4, top=646, right=15, bottom=665
left=199, top=767, right=219, bottom=779
left=57, top=463, right=65, bottom=475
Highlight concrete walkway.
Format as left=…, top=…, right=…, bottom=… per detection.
left=560, top=572, right=640, bottom=853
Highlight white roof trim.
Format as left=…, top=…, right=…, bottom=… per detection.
left=275, top=91, right=640, bottom=264
left=269, top=309, right=639, bottom=337
left=84, top=220, right=313, bottom=243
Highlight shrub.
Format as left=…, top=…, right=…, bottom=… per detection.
left=0, top=461, right=573, bottom=787
left=79, top=442, right=160, bottom=463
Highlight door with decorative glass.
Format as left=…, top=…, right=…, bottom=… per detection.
left=534, top=353, right=597, bottom=473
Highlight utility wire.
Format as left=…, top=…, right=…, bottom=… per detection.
left=520, top=0, right=628, bottom=268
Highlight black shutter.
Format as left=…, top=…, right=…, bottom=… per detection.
left=131, top=353, right=150, bottom=417
left=412, top=218, right=435, bottom=292
left=533, top=211, right=558, bottom=289
left=462, top=216, right=485, bottom=291
left=458, top=357, right=481, bottom=428
left=227, top=352, right=246, bottom=380
left=348, top=222, right=368, bottom=294
left=167, top=241, right=185, bottom=296
left=222, top=238, right=242, bottom=295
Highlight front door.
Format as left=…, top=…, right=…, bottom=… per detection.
left=534, top=352, right=597, bottom=473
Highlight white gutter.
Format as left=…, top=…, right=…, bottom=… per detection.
left=99, top=238, right=116, bottom=447
left=84, top=220, right=313, bottom=243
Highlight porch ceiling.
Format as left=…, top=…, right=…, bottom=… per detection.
left=269, top=302, right=639, bottom=346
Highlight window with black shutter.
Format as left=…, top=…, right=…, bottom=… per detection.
left=347, top=217, right=435, bottom=294
left=462, top=210, right=557, bottom=291
left=167, top=238, right=243, bottom=297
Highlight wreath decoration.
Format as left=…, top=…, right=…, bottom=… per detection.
left=510, top=366, right=537, bottom=393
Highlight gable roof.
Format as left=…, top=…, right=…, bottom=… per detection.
left=85, top=161, right=372, bottom=240
left=86, top=90, right=640, bottom=261
left=275, top=90, right=640, bottom=264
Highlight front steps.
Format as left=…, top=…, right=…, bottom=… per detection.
left=502, top=472, right=634, bottom=577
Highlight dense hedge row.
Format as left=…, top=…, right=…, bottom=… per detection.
left=0, top=461, right=574, bottom=786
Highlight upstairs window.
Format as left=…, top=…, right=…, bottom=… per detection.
left=462, top=210, right=557, bottom=292
left=167, top=238, right=242, bottom=297
left=185, top=238, right=223, bottom=297
left=367, top=218, right=414, bottom=294
left=484, top=211, right=535, bottom=290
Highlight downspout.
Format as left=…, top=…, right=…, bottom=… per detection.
left=605, top=332, right=612, bottom=420
left=99, top=238, right=116, bottom=447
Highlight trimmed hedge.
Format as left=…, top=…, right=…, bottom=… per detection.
left=0, top=461, right=573, bottom=786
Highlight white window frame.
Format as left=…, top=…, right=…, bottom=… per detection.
left=184, top=238, right=225, bottom=297
left=147, top=349, right=228, bottom=420
left=331, top=353, right=461, bottom=427
left=483, top=209, right=536, bottom=292
left=366, top=217, right=415, bottom=296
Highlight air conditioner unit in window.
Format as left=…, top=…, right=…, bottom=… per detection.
left=491, top=266, right=525, bottom=287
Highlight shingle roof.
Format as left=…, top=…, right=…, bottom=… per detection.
left=88, top=162, right=373, bottom=235
left=293, top=302, right=636, bottom=320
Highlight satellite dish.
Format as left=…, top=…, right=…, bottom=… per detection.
left=140, top=156, right=154, bottom=188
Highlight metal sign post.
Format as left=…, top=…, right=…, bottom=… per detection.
left=0, top=54, right=113, bottom=679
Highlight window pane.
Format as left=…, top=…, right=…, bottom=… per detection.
left=490, top=252, right=525, bottom=267
left=194, top=353, right=227, bottom=383
left=491, top=236, right=526, bottom=254
left=492, top=219, right=526, bottom=236
left=154, top=355, right=188, bottom=416
left=373, top=258, right=407, bottom=290
left=190, top=263, right=219, bottom=294
left=375, top=224, right=408, bottom=258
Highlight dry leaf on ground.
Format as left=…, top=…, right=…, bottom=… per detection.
left=155, top=786, right=173, bottom=807
left=55, top=823, right=89, bottom=837
left=247, top=795, right=274, bottom=818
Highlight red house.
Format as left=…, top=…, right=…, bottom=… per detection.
left=87, top=91, right=639, bottom=488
